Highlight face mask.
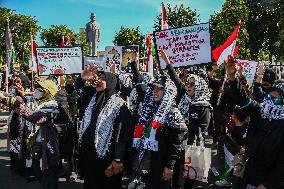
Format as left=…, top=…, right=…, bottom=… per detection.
left=34, top=89, right=44, bottom=99
left=273, top=97, right=283, bottom=105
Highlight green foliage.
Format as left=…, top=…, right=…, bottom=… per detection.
left=211, top=0, right=251, bottom=60
left=113, top=27, right=145, bottom=56
left=153, top=4, right=200, bottom=31
left=247, top=0, right=283, bottom=61
left=274, top=2, right=284, bottom=61
left=0, top=7, right=40, bottom=66
left=76, top=29, right=89, bottom=56
left=40, top=25, right=76, bottom=46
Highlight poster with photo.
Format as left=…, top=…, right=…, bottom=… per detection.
left=104, top=46, right=122, bottom=72
left=121, top=46, right=139, bottom=72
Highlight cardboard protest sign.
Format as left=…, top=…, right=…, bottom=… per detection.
left=84, top=56, right=105, bottom=71
left=36, top=47, right=83, bottom=76
left=237, top=59, right=258, bottom=86
left=104, top=46, right=122, bottom=72
left=122, top=46, right=139, bottom=72
left=154, top=23, right=211, bottom=69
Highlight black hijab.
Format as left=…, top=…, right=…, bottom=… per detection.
left=91, top=72, right=118, bottom=121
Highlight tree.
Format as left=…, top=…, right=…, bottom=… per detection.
left=153, top=4, right=200, bottom=31
left=76, top=29, right=89, bottom=56
left=274, top=3, right=284, bottom=61
left=211, top=0, right=251, bottom=59
left=247, top=0, right=283, bottom=61
left=0, top=7, right=40, bottom=66
left=113, top=27, right=145, bottom=56
left=40, top=25, right=76, bottom=47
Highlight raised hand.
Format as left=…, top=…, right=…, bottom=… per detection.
left=81, top=64, right=99, bottom=81
left=257, top=63, right=265, bottom=76
left=237, top=63, right=244, bottom=76
left=159, top=49, right=170, bottom=65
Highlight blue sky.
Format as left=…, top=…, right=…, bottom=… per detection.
left=1, top=0, right=224, bottom=50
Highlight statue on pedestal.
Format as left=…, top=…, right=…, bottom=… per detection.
left=86, top=13, right=100, bottom=56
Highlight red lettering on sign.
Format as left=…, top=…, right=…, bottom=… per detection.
left=155, top=31, right=169, bottom=39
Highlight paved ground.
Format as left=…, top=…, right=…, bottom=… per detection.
left=0, top=112, right=230, bottom=189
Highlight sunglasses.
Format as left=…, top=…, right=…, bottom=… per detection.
left=185, top=81, right=195, bottom=87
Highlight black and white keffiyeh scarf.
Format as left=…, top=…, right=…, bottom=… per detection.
left=79, top=93, right=125, bottom=158
left=133, top=77, right=180, bottom=151
left=129, top=72, right=153, bottom=115
left=119, top=72, right=132, bottom=88
left=261, top=95, right=284, bottom=120
left=178, top=74, right=211, bottom=116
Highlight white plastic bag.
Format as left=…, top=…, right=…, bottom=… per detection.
left=183, top=131, right=211, bottom=183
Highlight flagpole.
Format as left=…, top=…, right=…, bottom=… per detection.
left=31, top=34, right=34, bottom=91
left=5, top=62, right=8, bottom=94
left=5, top=17, right=9, bottom=94
left=216, top=21, right=241, bottom=106
left=144, top=33, right=148, bottom=71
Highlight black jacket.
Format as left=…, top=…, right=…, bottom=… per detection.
left=230, top=79, right=284, bottom=189
left=219, top=78, right=246, bottom=115
left=252, top=82, right=268, bottom=103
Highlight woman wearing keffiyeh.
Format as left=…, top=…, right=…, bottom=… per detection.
left=131, top=76, right=187, bottom=189
left=78, top=65, right=133, bottom=189
left=236, top=76, right=284, bottom=189
left=160, top=50, right=212, bottom=189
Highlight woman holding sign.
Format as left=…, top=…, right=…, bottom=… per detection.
left=160, top=50, right=212, bottom=188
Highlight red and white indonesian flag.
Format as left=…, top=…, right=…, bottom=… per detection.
left=29, top=38, right=39, bottom=72
left=161, top=2, right=168, bottom=30
left=212, top=22, right=241, bottom=65
left=145, top=34, right=154, bottom=77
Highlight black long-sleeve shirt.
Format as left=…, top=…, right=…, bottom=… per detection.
left=227, top=78, right=284, bottom=189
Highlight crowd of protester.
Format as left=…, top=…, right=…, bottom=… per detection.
left=0, top=51, right=284, bottom=189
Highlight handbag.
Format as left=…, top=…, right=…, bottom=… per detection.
left=232, top=153, right=248, bottom=178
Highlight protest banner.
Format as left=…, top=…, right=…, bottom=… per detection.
left=122, top=46, right=139, bottom=72
left=36, top=47, right=83, bottom=76
left=154, top=23, right=211, bottom=69
left=104, top=46, right=122, bottom=72
left=236, top=59, right=258, bottom=87
left=84, top=56, right=105, bottom=71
